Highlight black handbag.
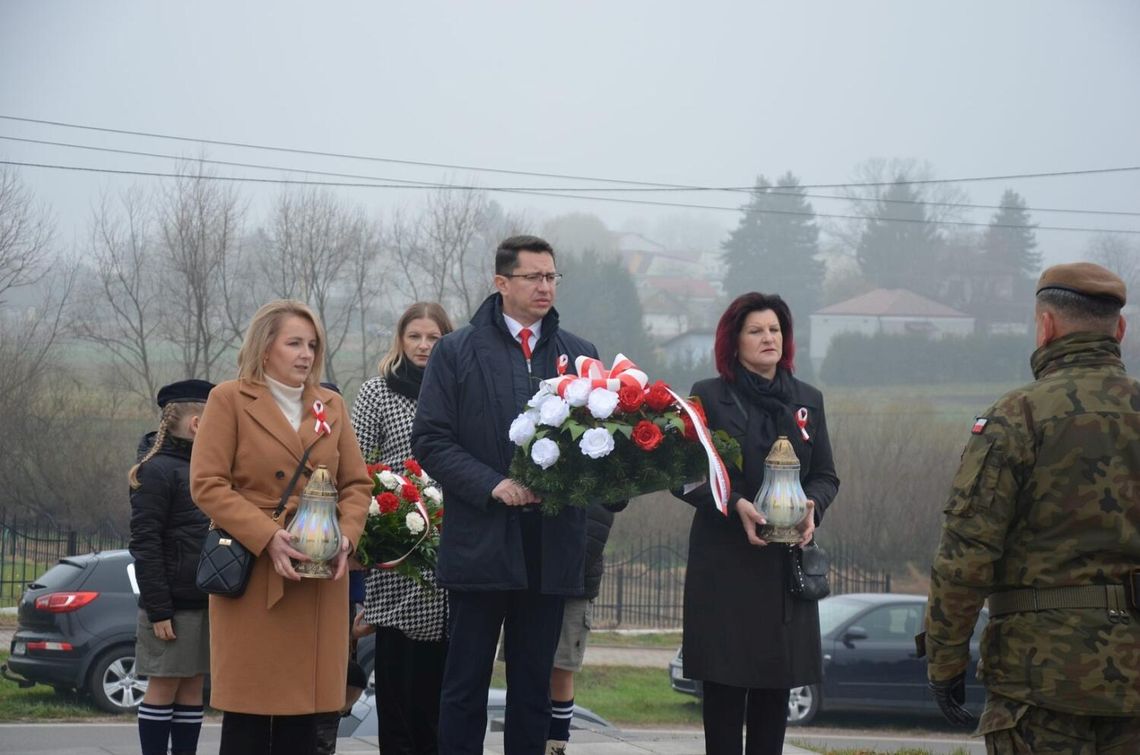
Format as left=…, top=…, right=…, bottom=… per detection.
left=195, top=445, right=314, bottom=597
left=788, top=543, right=831, bottom=601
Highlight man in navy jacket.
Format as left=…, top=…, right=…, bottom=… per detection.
left=412, top=235, right=598, bottom=754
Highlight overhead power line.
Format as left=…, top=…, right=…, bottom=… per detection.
left=3, top=134, right=1140, bottom=219
left=3, top=113, right=1140, bottom=191
left=4, top=158, right=1139, bottom=236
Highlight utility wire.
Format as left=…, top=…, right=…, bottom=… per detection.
left=5, top=158, right=1139, bottom=236
left=4, top=114, right=1140, bottom=191
left=4, top=134, right=1140, bottom=219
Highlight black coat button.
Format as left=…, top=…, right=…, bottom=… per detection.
left=275, top=470, right=286, bottom=479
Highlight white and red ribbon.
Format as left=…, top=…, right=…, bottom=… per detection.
left=557, top=354, right=569, bottom=376
left=542, top=353, right=649, bottom=396
left=796, top=408, right=810, bottom=442
left=670, top=389, right=732, bottom=517
left=377, top=474, right=433, bottom=569
left=312, top=400, right=332, bottom=436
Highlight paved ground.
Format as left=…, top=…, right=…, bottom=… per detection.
left=0, top=723, right=817, bottom=754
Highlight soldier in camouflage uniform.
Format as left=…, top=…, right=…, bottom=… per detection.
left=921, top=262, right=1140, bottom=755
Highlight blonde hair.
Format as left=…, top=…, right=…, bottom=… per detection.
left=237, top=299, right=326, bottom=388
left=376, top=302, right=454, bottom=377
left=128, top=402, right=207, bottom=488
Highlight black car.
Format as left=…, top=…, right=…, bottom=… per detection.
left=668, top=593, right=987, bottom=725
left=3, top=550, right=148, bottom=712
left=3, top=549, right=376, bottom=715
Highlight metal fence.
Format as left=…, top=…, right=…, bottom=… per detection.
left=594, top=536, right=892, bottom=629
left=0, top=513, right=128, bottom=606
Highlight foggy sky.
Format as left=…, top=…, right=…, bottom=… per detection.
left=1, top=0, right=1138, bottom=261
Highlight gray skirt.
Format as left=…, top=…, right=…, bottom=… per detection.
left=135, top=608, right=210, bottom=677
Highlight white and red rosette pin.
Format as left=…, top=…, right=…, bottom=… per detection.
left=796, top=408, right=810, bottom=442
left=312, top=400, right=332, bottom=436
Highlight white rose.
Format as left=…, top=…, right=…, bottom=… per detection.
left=405, top=511, right=426, bottom=535
left=417, top=472, right=433, bottom=486
left=527, top=383, right=553, bottom=408
left=564, top=378, right=592, bottom=407
left=423, top=486, right=443, bottom=504
left=579, top=427, right=615, bottom=459
left=531, top=437, right=561, bottom=469
left=377, top=470, right=400, bottom=490
left=537, top=395, right=571, bottom=427
left=508, top=414, right=537, bottom=445
left=368, top=498, right=381, bottom=516
left=586, top=388, right=619, bottom=420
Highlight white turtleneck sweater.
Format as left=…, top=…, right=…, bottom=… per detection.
left=265, top=374, right=303, bottom=431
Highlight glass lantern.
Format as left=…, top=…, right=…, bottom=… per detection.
left=287, top=465, right=342, bottom=578
left=753, top=436, right=809, bottom=544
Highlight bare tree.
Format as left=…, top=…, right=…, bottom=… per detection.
left=264, top=188, right=373, bottom=384
left=0, top=166, right=54, bottom=303
left=72, top=189, right=164, bottom=401
left=346, top=215, right=385, bottom=391
left=1088, top=233, right=1140, bottom=295
left=156, top=163, right=246, bottom=380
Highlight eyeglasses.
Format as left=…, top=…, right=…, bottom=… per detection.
left=502, top=272, right=563, bottom=286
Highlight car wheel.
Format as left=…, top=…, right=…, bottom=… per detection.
left=87, top=647, right=149, bottom=713
left=786, top=683, right=819, bottom=726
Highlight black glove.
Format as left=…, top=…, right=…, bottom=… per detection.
left=929, top=673, right=975, bottom=727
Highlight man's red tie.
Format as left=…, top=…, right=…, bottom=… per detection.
left=518, top=328, right=533, bottom=360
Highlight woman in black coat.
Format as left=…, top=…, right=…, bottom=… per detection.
left=678, top=292, right=839, bottom=755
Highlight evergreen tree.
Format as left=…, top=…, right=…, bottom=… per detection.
left=555, top=250, right=659, bottom=375
left=855, top=179, right=943, bottom=294
left=982, top=189, right=1040, bottom=281
left=721, top=172, right=823, bottom=330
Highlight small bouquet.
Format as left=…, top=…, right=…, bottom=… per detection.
left=507, top=354, right=739, bottom=515
left=355, top=458, right=444, bottom=582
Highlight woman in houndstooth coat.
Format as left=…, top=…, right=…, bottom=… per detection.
left=350, top=302, right=453, bottom=755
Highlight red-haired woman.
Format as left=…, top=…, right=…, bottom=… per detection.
left=677, top=292, right=839, bottom=755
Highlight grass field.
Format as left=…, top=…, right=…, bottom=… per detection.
left=0, top=652, right=103, bottom=721
left=491, top=662, right=701, bottom=727
left=588, top=631, right=681, bottom=649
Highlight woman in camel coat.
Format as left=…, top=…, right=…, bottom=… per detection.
left=191, top=299, right=371, bottom=755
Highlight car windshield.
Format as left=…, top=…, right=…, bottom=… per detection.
left=818, top=595, right=873, bottom=636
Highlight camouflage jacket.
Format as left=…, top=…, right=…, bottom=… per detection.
left=925, top=332, right=1140, bottom=716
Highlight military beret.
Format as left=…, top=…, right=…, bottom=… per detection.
left=156, top=379, right=214, bottom=408
left=1036, top=262, right=1126, bottom=307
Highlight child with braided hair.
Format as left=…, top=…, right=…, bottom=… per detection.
left=128, top=379, right=214, bottom=755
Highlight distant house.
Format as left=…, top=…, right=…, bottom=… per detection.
left=617, top=233, right=724, bottom=341
left=809, top=288, right=974, bottom=371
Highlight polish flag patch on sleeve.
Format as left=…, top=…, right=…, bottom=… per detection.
left=971, top=417, right=989, bottom=434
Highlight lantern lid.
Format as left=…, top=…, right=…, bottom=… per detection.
left=302, top=464, right=338, bottom=498
left=764, top=436, right=801, bottom=469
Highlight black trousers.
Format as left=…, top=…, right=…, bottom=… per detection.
left=437, top=588, right=565, bottom=755
left=218, top=711, right=321, bottom=755
left=375, top=626, right=447, bottom=754
left=702, top=681, right=790, bottom=755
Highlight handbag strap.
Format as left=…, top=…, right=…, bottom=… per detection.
left=273, top=441, right=318, bottom=521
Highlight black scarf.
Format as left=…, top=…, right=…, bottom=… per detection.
left=385, top=359, right=424, bottom=401
left=732, top=363, right=799, bottom=454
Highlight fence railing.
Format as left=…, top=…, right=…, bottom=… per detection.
left=0, top=514, right=129, bottom=607
left=594, top=535, right=891, bottom=629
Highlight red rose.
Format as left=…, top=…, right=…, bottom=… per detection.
left=617, top=384, right=645, bottom=413
left=376, top=492, right=399, bottom=514
left=405, top=458, right=423, bottom=477
left=433, top=507, right=444, bottom=520
left=631, top=419, right=664, bottom=451
left=366, top=463, right=383, bottom=476
left=401, top=482, right=421, bottom=502
left=681, top=400, right=708, bottom=442
left=644, top=380, right=675, bottom=413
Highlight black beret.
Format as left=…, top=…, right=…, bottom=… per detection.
left=320, top=381, right=341, bottom=395
left=156, top=379, right=215, bottom=408
left=1036, top=262, right=1126, bottom=307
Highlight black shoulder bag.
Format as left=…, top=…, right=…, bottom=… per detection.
left=196, top=445, right=314, bottom=597
left=787, top=543, right=831, bottom=601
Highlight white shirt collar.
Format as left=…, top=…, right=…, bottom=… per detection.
left=502, top=313, right=541, bottom=344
